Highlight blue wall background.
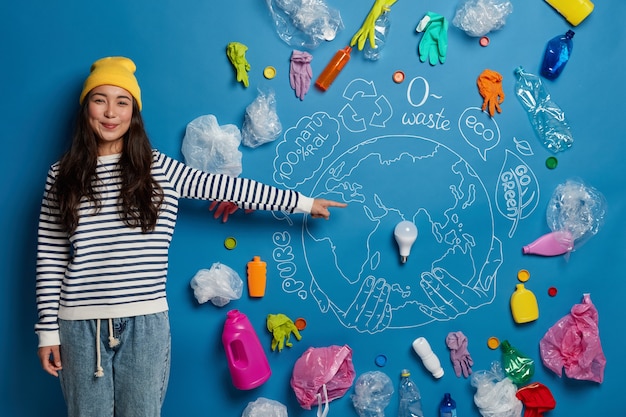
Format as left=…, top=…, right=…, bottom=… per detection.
left=2, top=0, right=625, bottom=416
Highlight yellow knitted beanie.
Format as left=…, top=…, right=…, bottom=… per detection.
left=79, top=57, right=142, bottom=110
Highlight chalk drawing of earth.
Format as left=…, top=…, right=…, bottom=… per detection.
left=301, top=134, right=503, bottom=333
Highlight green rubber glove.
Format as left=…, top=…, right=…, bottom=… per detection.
left=266, top=313, right=302, bottom=352
left=350, top=0, right=397, bottom=51
left=416, top=12, right=448, bottom=65
left=226, top=42, right=251, bottom=87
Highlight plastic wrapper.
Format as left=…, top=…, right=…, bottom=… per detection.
left=471, top=361, right=522, bottom=417
left=452, top=0, right=513, bottom=37
left=500, top=340, right=534, bottom=386
left=242, top=89, right=282, bottom=148
left=351, top=371, right=394, bottom=417
left=291, top=344, right=355, bottom=410
left=190, top=263, right=243, bottom=307
left=266, top=0, right=344, bottom=49
left=546, top=179, right=606, bottom=250
left=182, top=114, right=242, bottom=177
left=539, top=293, right=606, bottom=383
left=242, top=397, right=288, bottom=417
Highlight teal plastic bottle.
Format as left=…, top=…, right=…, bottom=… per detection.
left=439, top=393, right=457, bottom=417
left=541, top=30, right=575, bottom=80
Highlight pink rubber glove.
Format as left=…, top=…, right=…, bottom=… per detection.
left=446, top=331, right=473, bottom=378
left=290, top=50, right=313, bottom=101
left=208, top=201, right=253, bottom=223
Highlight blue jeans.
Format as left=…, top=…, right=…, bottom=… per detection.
left=58, top=312, right=171, bottom=417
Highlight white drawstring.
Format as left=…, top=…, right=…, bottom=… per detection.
left=316, top=384, right=329, bottom=417
left=94, top=319, right=104, bottom=377
left=94, top=318, right=121, bottom=378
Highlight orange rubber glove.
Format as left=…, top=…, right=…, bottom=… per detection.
left=477, top=69, right=504, bottom=117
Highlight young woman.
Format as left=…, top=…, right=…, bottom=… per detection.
left=35, top=56, right=346, bottom=417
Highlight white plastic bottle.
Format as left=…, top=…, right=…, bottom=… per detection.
left=412, top=337, right=444, bottom=378
left=398, top=369, right=424, bottom=417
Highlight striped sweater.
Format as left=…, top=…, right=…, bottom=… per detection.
left=35, top=150, right=313, bottom=347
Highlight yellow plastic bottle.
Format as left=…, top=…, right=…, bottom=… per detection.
left=544, top=0, right=594, bottom=26
left=247, top=256, right=267, bottom=297
left=510, top=284, right=539, bottom=323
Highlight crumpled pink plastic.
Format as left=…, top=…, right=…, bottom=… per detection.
left=290, top=344, right=356, bottom=410
left=539, top=293, right=606, bottom=383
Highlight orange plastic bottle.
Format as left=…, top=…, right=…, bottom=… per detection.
left=315, top=46, right=352, bottom=91
left=247, top=256, right=267, bottom=297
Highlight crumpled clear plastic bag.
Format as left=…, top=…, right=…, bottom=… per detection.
left=546, top=179, right=606, bottom=250
left=471, top=361, right=523, bottom=417
left=242, top=89, right=282, bottom=148
left=182, top=114, right=242, bottom=177
left=351, top=371, right=394, bottom=417
left=291, top=344, right=356, bottom=410
left=266, top=0, right=344, bottom=49
left=539, top=293, right=606, bottom=383
left=190, top=263, right=243, bottom=307
left=242, top=397, right=287, bottom=417
left=452, top=0, right=513, bottom=37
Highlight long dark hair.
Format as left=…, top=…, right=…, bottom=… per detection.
left=52, top=99, right=164, bottom=234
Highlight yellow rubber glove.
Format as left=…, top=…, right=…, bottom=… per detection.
left=266, top=313, right=302, bottom=352
left=350, top=0, right=398, bottom=51
left=226, top=42, right=251, bottom=87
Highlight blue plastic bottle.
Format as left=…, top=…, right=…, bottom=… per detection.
left=439, top=393, right=457, bottom=417
left=398, top=369, right=424, bottom=417
left=364, top=11, right=391, bottom=61
left=541, top=30, right=575, bottom=80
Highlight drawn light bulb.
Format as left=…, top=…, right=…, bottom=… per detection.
left=394, top=220, right=418, bottom=264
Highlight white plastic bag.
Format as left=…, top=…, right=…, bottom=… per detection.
left=190, top=263, right=243, bottom=307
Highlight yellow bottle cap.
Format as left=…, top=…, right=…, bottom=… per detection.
left=517, top=269, right=530, bottom=282
left=263, top=66, right=276, bottom=79
left=487, top=336, right=500, bottom=349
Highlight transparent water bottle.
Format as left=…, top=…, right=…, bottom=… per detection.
left=439, top=393, right=457, bottom=417
left=398, top=369, right=424, bottom=417
left=364, top=11, right=391, bottom=61
left=514, top=66, right=573, bottom=153
left=541, top=30, right=575, bottom=80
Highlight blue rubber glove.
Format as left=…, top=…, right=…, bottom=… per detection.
left=416, top=12, right=448, bottom=65
left=290, top=50, right=313, bottom=101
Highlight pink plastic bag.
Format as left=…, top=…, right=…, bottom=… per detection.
left=291, top=345, right=356, bottom=410
left=539, top=293, right=606, bottom=383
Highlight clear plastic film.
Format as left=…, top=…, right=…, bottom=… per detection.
left=242, top=89, right=282, bottom=148
left=452, top=0, right=513, bottom=37
left=181, top=114, right=242, bottom=177
left=546, top=178, right=606, bottom=250
left=189, top=263, right=243, bottom=307
left=471, top=361, right=523, bottom=417
left=265, top=0, right=344, bottom=49
left=242, top=398, right=288, bottom=417
left=351, top=371, right=394, bottom=417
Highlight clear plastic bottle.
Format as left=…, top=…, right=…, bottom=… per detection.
left=364, top=11, right=391, bottom=61
left=398, top=369, right=424, bottom=417
left=514, top=66, right=573, bottom=153
left=541, top=30, right=575, bottom=80
left=439, top=393, right=457, bottom=417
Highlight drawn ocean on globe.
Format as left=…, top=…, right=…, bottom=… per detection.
left=270, top=77, right=541, bottom=333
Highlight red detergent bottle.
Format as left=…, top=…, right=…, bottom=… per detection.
left=222, top=309, right=271, bottom=390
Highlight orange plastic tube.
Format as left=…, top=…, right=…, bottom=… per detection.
left=315, top=46, right=352, bottom=91
left=247, top=256, right=267, bottom=297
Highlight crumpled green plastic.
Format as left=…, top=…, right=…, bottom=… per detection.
left=226, top=42, right=251, bottom=87
left=266, top=313, right=302, bottom=352
left=500, top=340, right=535, bottom=385
left=416, top=11, right=448, bottom=65
left=350, top=0, right=397, bottom=50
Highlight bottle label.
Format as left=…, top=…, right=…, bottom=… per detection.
left=441, top=411, right=457, bottom=417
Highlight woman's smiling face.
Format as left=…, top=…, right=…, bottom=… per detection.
left=87, top=84, right=134, bottom=155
